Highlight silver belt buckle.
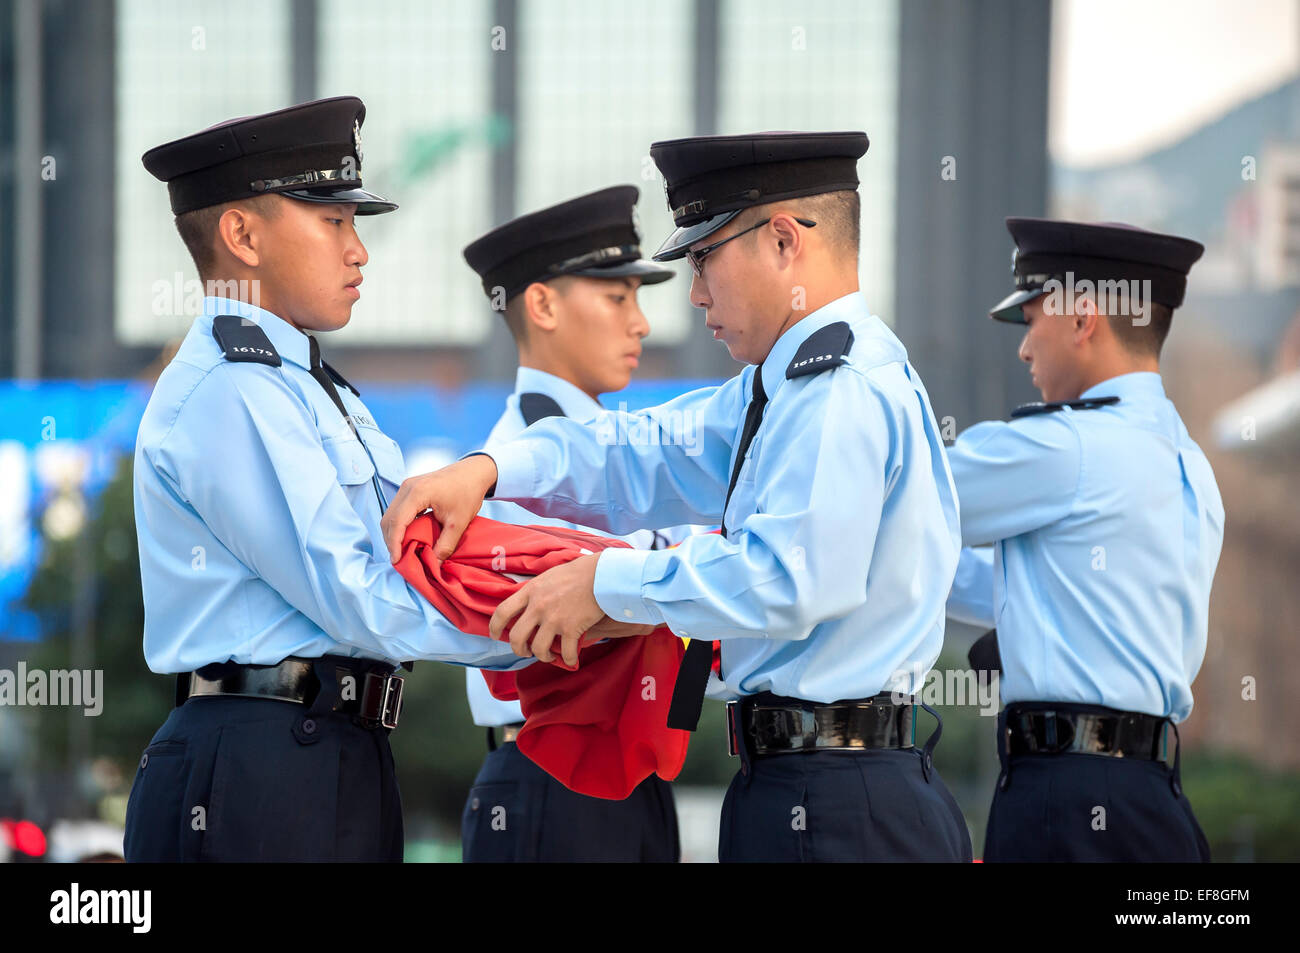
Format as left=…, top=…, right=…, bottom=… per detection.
left=500, top=722, right=523, bottom=744
left=379, top=674, right=403, bottom=729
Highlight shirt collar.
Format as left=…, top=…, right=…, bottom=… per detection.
left=514, top=366, right=605, bottom=423
left=758, top=290, right=869, bottom=398
left=201, top=296, right=314, bottom=370
left=1080, top=371, right=1166, bottom=402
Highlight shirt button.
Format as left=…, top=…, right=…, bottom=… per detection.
left=139, top=753, right=149, bottom=770
left=623, top=609, right=634, bottom=619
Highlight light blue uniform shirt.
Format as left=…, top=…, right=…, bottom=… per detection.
left=945, top=372, right=1225, bottom=722
left=487, top=292, right=961, bottom=702
left=466, top=367, right=704, bottom=726
left=133, top=296, right=523, bottom=673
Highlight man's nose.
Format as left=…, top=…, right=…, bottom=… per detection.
left=1018, top=331, right=1032, bottom=364
left=347, top=228, right=368, bottom=267
left=631, top=300, right=650, bottom=340
left=689, top=271, right=711, bottom=310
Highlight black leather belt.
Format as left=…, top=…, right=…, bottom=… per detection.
left=1005, top=702, right=1168, bottom=760
left=486, top=721, right=524, bottom=752
left=176, top=656, right=404, bottom=731
left=726, top=692, right=915, bottom=756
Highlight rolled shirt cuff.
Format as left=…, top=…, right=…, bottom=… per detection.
left=478, top=442, right=537, bottom=501
left=593, top=548, right=666, bottom=626
left=455, top=449, right=507, bottom=497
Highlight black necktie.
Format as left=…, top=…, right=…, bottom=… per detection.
left=308, top=335, right=349, bottom=419
left=721, top=370, right=769, bottom=540
left=667, top=369, right=769, bottom=731
left=307, top=335, right=387, bottom=513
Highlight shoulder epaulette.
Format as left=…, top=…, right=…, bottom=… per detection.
left=1010, top=395, right=1120, bottom=419
left=786, top=321, right=854, bottom=379
left=212, top=314, right=281, bottom=367
left=520, top=392, right=566, bottom=426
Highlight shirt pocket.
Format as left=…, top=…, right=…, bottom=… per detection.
left=357, top=428, right=407, bottom=496
left=321, top=431, right=376, bottom=487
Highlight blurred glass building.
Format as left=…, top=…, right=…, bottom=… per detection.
left=1, top=0, right=1058, bottom=861
left=3, top=0, right=1045, bottom=403
left=5, top=0, right=1299, bottom=864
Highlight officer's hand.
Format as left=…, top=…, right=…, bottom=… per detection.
left=381, top=454, right=498, bottom=563
left=490, top=554, right=646, bottom=667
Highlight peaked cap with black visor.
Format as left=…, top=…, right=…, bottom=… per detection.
left=648, top=131, right=870, bottom=261
left=990, top=217, right=1205, bottom=323
left=462, top=185, right=672, bottom=302
left=142, top=95, right=397, bottom=216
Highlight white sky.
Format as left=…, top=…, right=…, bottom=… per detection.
left=1051, top=0, right=1300, bottom=167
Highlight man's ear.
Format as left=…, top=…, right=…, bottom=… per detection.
left=1073, top=293, right=1100, bottom=344
left=522, top=281, right=560, bottom=333
left=769, top=212, right=803, bottom=259
left=216, top=205, right=261, bottom=269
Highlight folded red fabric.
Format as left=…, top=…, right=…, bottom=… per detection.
left=394, top=513, right=690, bottom=800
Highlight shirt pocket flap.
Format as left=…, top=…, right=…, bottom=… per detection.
left=322, top=433, right=375, bottom=486
left=358, top=429, right=406, bottom=488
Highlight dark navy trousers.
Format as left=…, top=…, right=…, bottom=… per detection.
left=717, top=701, right=971, bottom=863
left=461, top=738, right=680, bottom=862
left=717, top=746, right=972, bottom=862
left=984, top=711, right=1211, bottom=862
left=124, top=674, right=403, bottom=862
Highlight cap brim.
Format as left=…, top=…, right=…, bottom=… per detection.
left=989, top=287, right=1045, bottom=324
left=567, top=259, right=675, bottom=285
left=652, top=210, right=742, bottom=261
left=281, top=186, right=398, bottom=215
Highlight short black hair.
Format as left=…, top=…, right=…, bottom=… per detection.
left=173, top=194, right=280, bottom=280
left=500, top=275, right=577, bottom=344
left=1109, top=300, right=1174, bottom=357
left=738, top=188, right=857, bottom=265
left=1078, top=282, right=1173, bottom=357
left=752, top=189, right=860, bottom=263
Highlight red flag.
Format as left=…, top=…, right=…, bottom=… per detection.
left=394, top=514, right=690, bottom=800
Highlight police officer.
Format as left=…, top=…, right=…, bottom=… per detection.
left=383, top=132, right=973, bottom=863
left=945, top=218, right=1223, bottom=862
left=126, top=97, right=524, bottom=862
left=457, top=185, right=688, bottom=862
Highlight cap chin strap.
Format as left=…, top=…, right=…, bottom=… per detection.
left=544, top=244, right=641, bottom=276
left=251, top=168, right=358, bottom=192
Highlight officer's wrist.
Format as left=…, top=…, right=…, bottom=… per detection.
left=461, top=451, right=499, bottom=497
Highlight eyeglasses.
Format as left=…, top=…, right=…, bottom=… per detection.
left=685, top=217, right=817, bottom=277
